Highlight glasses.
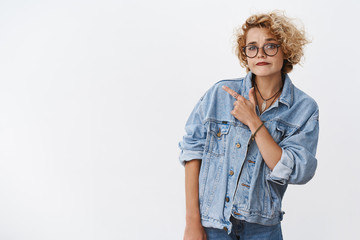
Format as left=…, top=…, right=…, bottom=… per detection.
left=243, top=43, right=281, bottom=58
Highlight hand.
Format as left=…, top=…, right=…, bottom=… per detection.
left=222, top=85, right=258, bottom=127
left=183, top=222, right=207, bottom=240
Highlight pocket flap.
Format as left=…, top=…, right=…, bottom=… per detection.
left=209, top=122, right=230, bottom=137
left=276, top=121, right=297, bottom=137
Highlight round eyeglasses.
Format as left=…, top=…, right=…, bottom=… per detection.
left=243, top=43, right=281, bottom=58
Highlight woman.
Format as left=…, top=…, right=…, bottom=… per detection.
left=178, top=11, right=319, bottom=240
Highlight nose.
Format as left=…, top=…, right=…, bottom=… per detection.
left=257, top=47, right=266, bottom=58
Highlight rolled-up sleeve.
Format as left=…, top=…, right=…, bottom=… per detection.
left=178, top=95, right=207, bottom=167
left=267, top=109, right=319, bottom=185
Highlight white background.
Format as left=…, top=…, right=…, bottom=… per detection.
left=0, top=0, right=359, bottom=239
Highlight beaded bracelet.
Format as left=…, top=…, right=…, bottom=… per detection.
left=251, top=121, right=265, bottom=141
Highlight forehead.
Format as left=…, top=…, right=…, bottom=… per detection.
left=246, top=27, right=277, bottom=44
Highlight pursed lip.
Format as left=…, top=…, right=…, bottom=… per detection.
left=256, top=62, right=270, bottom=66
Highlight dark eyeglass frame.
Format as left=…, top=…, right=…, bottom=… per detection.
left=242, top=43, right=281, bottom=58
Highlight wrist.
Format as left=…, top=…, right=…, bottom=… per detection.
left=186, top=214, right=201, bottom=224
left=248, top=116, right=263, bottom=133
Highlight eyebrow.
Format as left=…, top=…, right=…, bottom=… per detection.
left=247, top=38, right=277, bottom=45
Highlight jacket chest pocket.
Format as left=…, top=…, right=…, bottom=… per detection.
left=267, top=120, right=298, bottom=143
left=204, top=122, right=231, bottom=156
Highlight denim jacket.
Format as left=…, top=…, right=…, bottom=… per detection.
left=178, top=71, right=319, bottom=234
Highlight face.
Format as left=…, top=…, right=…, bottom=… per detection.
left=245, top=27, right=285, bottom=78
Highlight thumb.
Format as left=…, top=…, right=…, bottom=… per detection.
left=249, top=87, right=256, bottom=105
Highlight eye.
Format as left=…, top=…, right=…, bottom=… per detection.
left=247, top=45, right=257, bottom=51
left=265, top=43, right=277, bottom=49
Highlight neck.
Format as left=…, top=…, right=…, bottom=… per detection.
left=253, top=72, right=283, bottom=98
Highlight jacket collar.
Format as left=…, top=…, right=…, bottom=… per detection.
left=241, top=71, right=293, bottom=108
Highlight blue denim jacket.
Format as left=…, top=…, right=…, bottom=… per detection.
left=178, top=71, right=319, bottom=234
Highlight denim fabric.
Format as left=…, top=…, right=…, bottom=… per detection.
left=204, top=216, right=283, bottom=240
left=178, top=71, right=319, bottom=234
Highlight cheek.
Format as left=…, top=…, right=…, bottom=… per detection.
left=274, top=56, right=284, bottom=68
left=247, top=58, right=256, bottom=66
left=278, top=51, right=286, bottom=64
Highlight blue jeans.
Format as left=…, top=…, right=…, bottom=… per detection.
left=204, top=216, right=283, bottom=240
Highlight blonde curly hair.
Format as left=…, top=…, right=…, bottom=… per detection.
left=234, top=11, right=309, bottom=73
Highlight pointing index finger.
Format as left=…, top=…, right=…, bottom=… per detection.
left=222, top=85, right=242, bottom=100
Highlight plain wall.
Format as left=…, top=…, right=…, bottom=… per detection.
left=0, top=0, right=359, bottom=239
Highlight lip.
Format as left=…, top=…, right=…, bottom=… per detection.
left=256, top=62, right=270, bottom=66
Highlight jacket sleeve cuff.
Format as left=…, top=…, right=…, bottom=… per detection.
left=266, top=148, right=294, bottom=185
left=179, top=150, right=204, bottom=167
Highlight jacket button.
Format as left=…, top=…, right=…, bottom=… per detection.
left=229, top=170, right=234, bottom=176
left=233, top=211, right=241, bottom=216
left=225, top=197, right=230, bottom=202
left=217, top=131, right=221, bottom=137
left=223, top=227, right=228, bottom=232
left=236, top=143, right=241, bottom=148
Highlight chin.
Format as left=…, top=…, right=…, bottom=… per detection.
left=251, top=69, right=281, bottom=78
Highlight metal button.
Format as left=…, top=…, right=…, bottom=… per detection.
left=229, top=170, right=234, bottom=176
left=236, top=143, right=241, bottom=148
left=223, top=227, right=228, bottom=232
left=225, top=197, right=230, bottom=202
left=233, top=211, right=241, bottom=216
left=217, top=130, right=221, bottom=137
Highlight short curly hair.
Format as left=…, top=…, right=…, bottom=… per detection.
left=234, top=11, right=309, bottom=73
